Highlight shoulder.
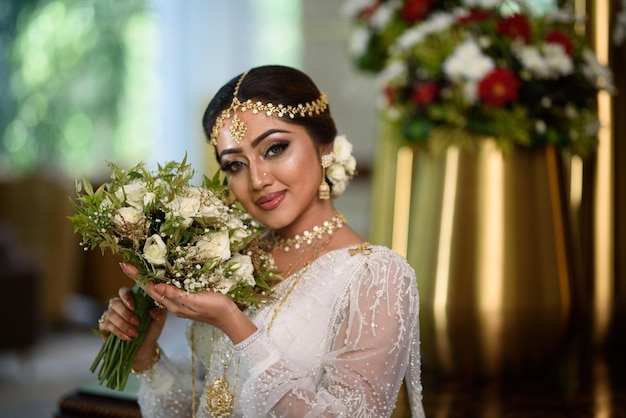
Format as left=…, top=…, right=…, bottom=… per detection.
left=345, top=244, right=416, bottom=289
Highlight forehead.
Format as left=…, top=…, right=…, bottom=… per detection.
left=215, top=112, right=307, bottom=152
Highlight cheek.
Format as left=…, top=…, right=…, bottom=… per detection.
left=226, top=175, right=249, bottom=202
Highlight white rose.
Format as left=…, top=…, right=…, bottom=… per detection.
left=143, top=192, right=156, bottom=207
left=114, top=206, right=143, bottom=226
left=168, top=193, right=201, bottom=227
left=227, top=254, right=255, bottom=287
left=115, top=182, right=148, bottom=209
left=143, top=234, right=167, bottom=265
left=194, top=231, right=231, bottom=261
left=331, top=180, right=347, bottom=197
left=326, top=164, right=347, bottom=185
left=333, top=135, right=353, bottom=163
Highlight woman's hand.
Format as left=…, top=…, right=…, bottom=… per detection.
left=119, top=263, right=257, bottom=345
left=97, top=265, right=168, bottom=372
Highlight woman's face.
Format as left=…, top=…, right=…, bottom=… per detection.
left=215, top=111, right=332, bottom=234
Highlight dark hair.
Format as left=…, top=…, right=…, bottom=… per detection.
left=202, top=65, right=337, bottom=160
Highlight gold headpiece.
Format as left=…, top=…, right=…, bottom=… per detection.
left=210, top=71, right=329, bottom=145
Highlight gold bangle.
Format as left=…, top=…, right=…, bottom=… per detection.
left=131, top=345, right=161, bottom=374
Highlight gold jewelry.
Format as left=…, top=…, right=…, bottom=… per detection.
left=191, top=324, right=239, bottom=418
left=160, top=294, right=165, bottom=302
left=271, top=211, right=345, bottom=252
left=97, top=311, right=107, bottom=328
left=131, top=344, right=161, bottom=374
left=267, top=227, right=335, bottom=331
left=108, top=296, right=120, bottom=307
left=318, top=153, right=333, bottom=200
left=209, top=71, right=329, bottom=145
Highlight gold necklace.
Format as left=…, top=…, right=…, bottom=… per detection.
left=267, top=231, right=334, bottom=331
left=271, top=211, right=345, bottom=252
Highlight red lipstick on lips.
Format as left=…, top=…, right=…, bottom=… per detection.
left=255, top=191, right=286, bottom=210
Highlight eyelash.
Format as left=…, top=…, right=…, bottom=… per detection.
left=221, top=141, right=289, bottom=173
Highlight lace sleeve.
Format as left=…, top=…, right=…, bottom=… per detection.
left=237, top=250, right=423, bottom=417
left=136, top=352, right=202, bottom=417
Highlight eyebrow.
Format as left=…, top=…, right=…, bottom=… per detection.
left=218, top=129, right=291, bottom=159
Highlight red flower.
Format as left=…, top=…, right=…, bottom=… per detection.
left=358, top=1, right=384, bottom=20
left=477, top=68, right=521, bottom=107
left=410, top=82, right=439, bottom=107
left=402, top=0, right=434, bottom=23
left=496, top=13, right=531, bottom=43
left=383, top=85, right=396, bottom=105
left=546, top=29, right=574, bottom=56
left=458, top=8, right=493, bottom=25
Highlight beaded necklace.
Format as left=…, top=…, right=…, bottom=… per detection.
left=271, top=211, right=346, bottom=252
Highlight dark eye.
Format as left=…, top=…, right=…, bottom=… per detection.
left=265, top=141, right=288, bottom=158
left=221, top=160, right=246, bottom=173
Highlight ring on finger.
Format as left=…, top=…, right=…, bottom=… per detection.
left=160, top=294, right=165, bottom=303
left=98, top=311, right=107, bottom=328
left=108, top=296, right=120, bottom=308
left=154, top=301, right=165, bottom=310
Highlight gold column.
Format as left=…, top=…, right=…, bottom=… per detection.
left=586, top=0, right=615, bottom=346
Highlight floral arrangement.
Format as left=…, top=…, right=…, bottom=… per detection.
left=327, top=134, right=357, bottom=198
left=344, top=0, right=615, bottom=156
left=69, top=156, right=279, bottom=390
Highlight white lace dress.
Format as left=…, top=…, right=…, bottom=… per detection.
left=134, top=245, right=425, bottom=417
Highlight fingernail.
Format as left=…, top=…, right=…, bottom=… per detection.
left=130, top=316, right=140, bottom=326
left=119, top=262, right=129, bottom=274
left=128, top=327, right=139, bottom=338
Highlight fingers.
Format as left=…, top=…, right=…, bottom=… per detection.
left=119, top=262, right=140, bottom=280
left=98, top=294, right=140, bottom=341
left=152, top=284, right=196, bottom=314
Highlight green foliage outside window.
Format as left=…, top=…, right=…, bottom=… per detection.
left=0, top=0, right=153, bottom=179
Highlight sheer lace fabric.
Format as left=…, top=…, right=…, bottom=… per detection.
left=136, top=245, right=425, bottom=417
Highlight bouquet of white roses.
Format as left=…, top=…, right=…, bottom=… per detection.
left=69, top=156, right=278, bottom=390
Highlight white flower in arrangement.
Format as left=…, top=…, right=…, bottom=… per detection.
left=543, top=44, right=574, bottom=77
left=348, top=26, right=371, bottom=58
left=443, top=39, right=494, bottom=82
left=581, top=49, right=616, bottom=93
left=227, top=253, right=256, bottom=287
left=514, top=44, right=573, bottom=80
left=228, top=216, right=252, bottom=244
left=115, top=181, right=148, bottom=209
left=143, top=192, right=156, bottom=207
left=143, top=234, right=167, bottom=265
left=369, top=3, right=394, bottom=30
left=193, top=232, right=231, bottom=262
left=167, top=192, right=202, bottom=227
left=114, top=206, right=143, bottom=226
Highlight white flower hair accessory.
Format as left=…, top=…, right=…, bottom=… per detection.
left=326, top=135, right=357, bottom=198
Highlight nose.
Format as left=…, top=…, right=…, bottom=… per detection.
left=249, top=163, right=271, bottom=190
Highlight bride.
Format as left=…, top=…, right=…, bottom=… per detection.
left=100, top=65, right=425, bottom=417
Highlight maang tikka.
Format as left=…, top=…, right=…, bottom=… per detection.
left=318, top=153, right=333, bottom=200
left=209, top=71, right=330, bottom=145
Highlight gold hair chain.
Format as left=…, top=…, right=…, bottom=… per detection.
left=210, top=71, right=329, bottom=145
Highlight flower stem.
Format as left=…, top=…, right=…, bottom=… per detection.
left=90, top=284, right=156, bottom=391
